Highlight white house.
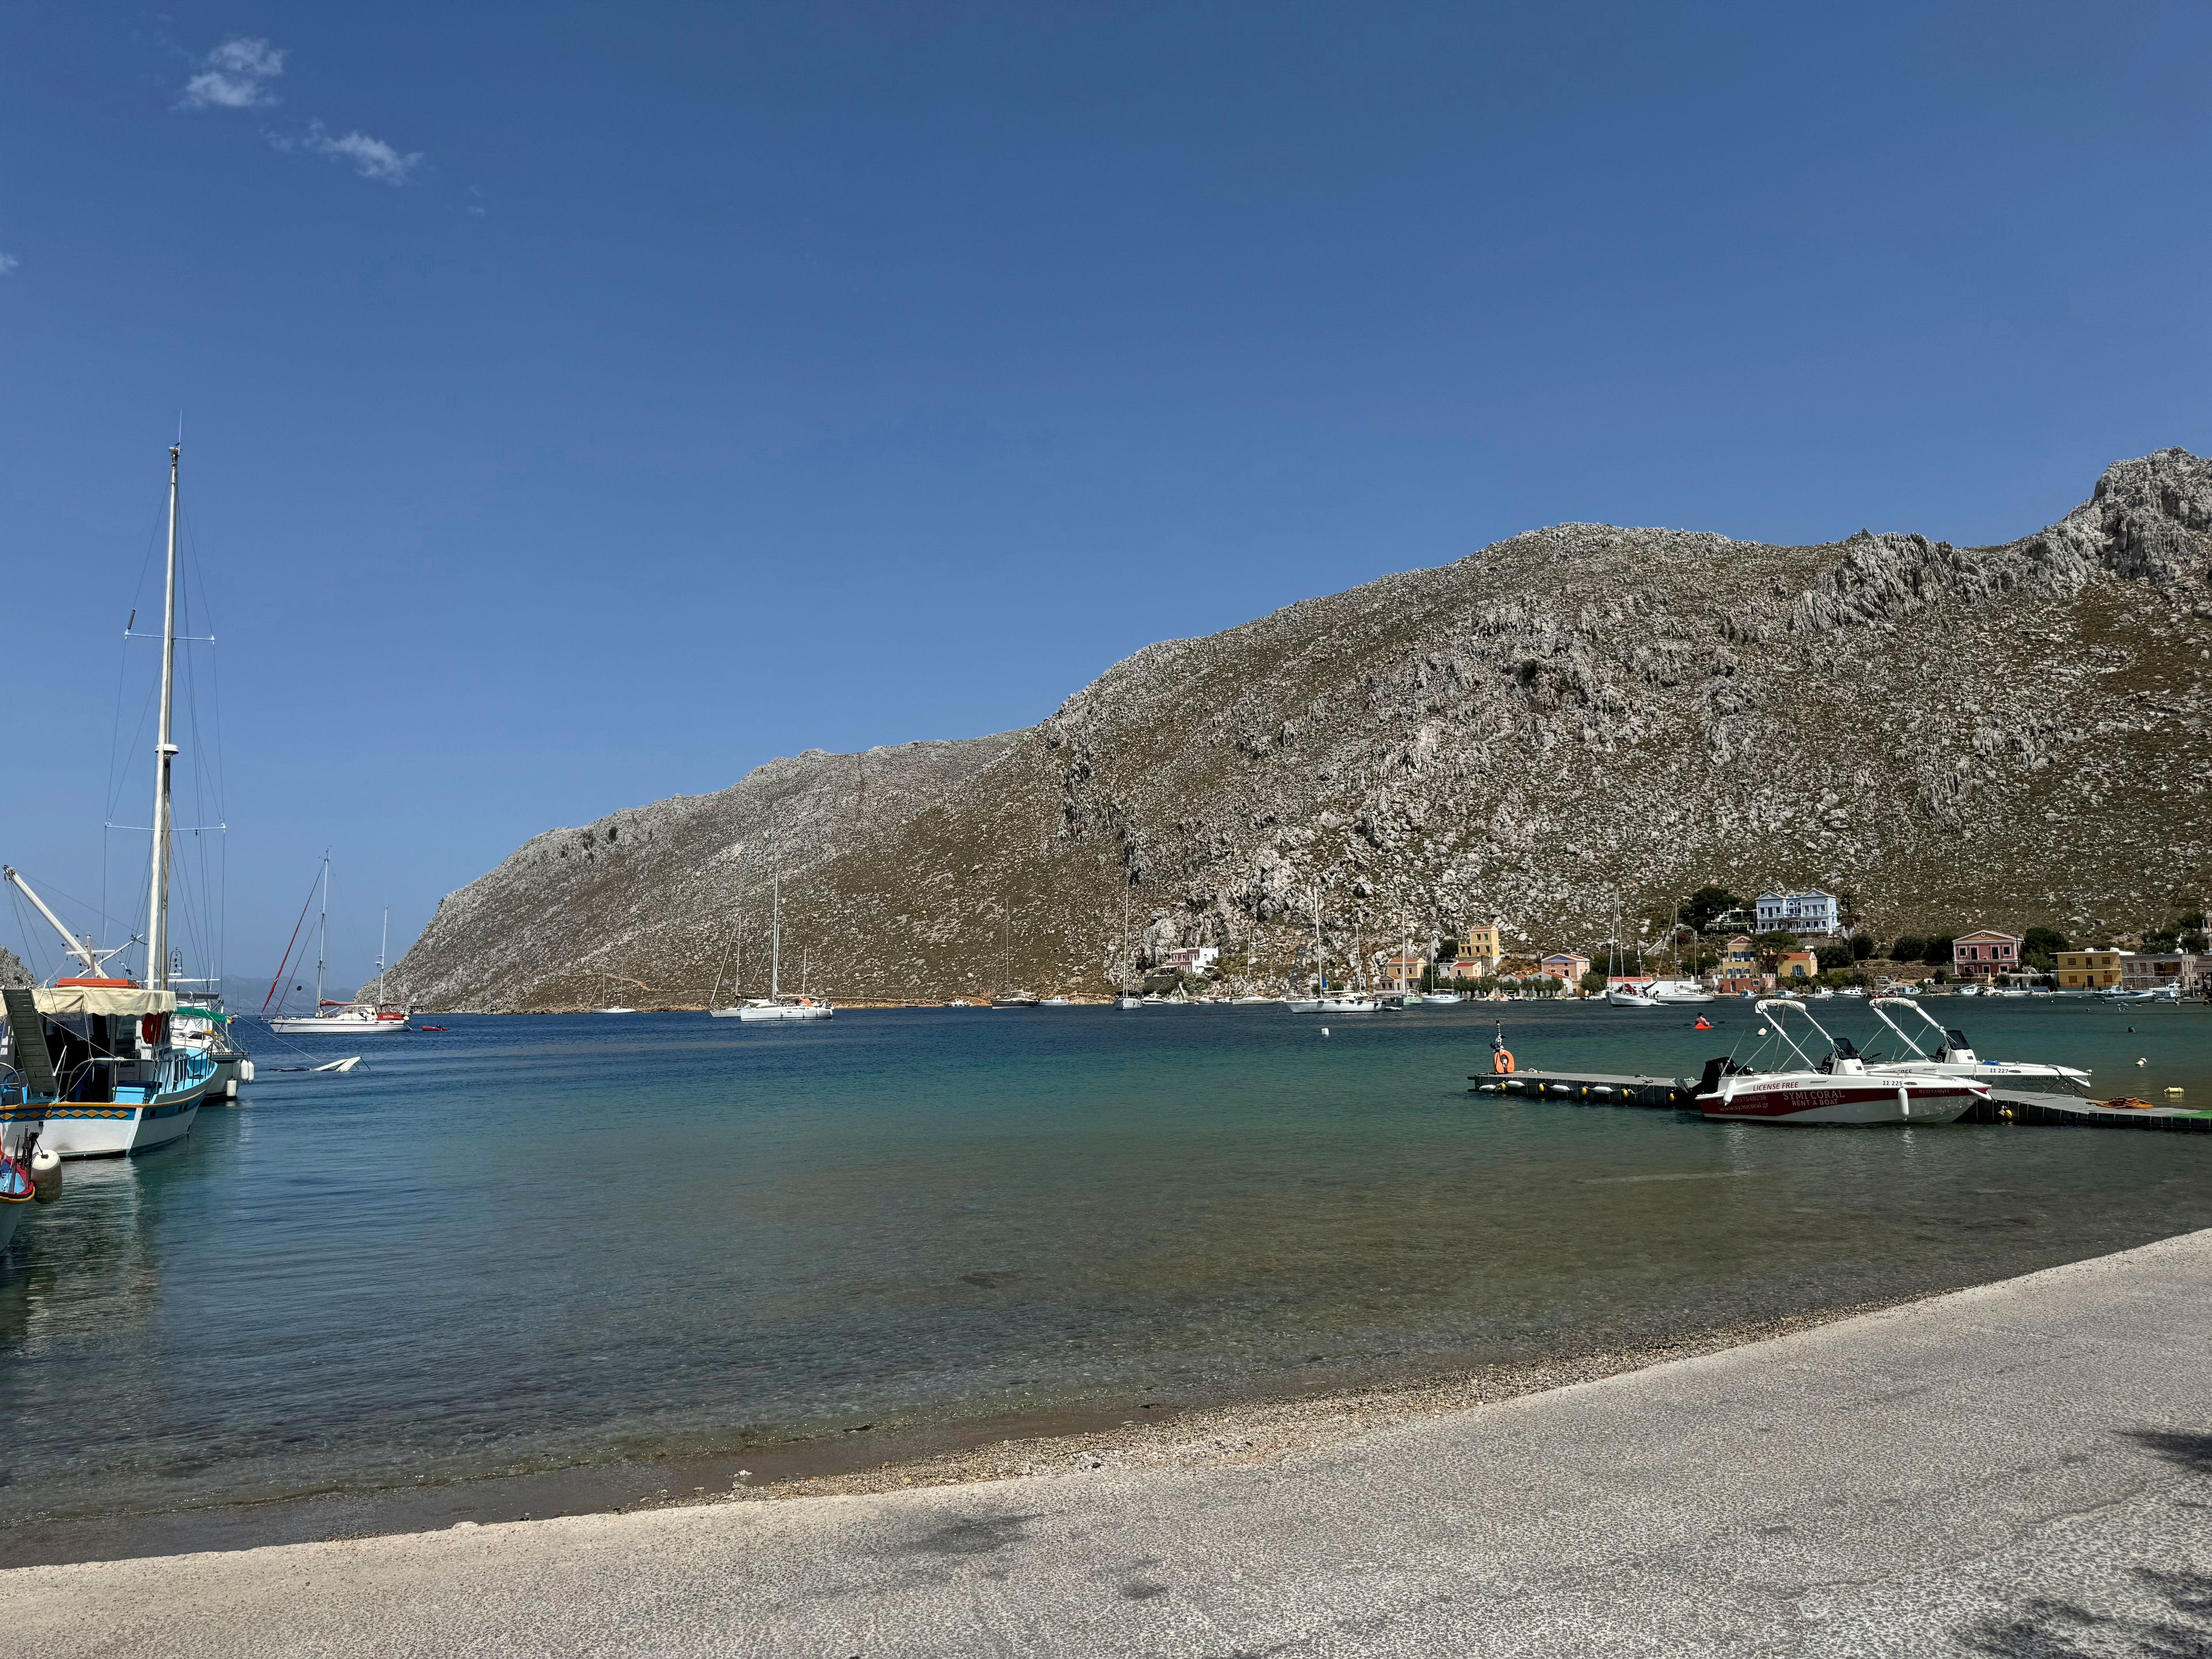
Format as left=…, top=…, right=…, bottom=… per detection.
left=1161, top=945, right=1219, bottom=974
left=1754, top=889, right=1840, bottom=937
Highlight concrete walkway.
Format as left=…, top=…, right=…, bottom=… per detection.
left=9, top=1232, right=2212, bottom=1657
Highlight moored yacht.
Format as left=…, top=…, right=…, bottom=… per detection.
left=0, top=446, right=218, bottom=1156
left=709, top=874, right=835, bottom=1021
left=264, top=873, right=410, bottom=1034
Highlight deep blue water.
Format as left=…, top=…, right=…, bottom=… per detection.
left=2, top=996, right=2208, bottom=1527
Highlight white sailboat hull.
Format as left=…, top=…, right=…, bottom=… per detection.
left=266, top=1016, right=409, bottom=1035
left=1284, top=997, right=1378, bottom=1013
left=1606, top=989, right=1659, bottom=1007
left=719, top=1002, right=834, bottom=1021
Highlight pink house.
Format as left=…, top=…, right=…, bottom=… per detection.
left=1952, top=930, right=2023, bottom=981
left=1539, top=952, right=1591, bottom=984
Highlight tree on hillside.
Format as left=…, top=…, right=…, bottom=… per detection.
left=1850, top=933, right=1874, bottom=961
left=1919, top=936, right=1956, bottom=967
left=1890, top=935, right=1925, bottom=962
left=2021, top=925, right=2069, bottom=971
left=1680, top=886, right=1743, bottom=933
left=1816, top=942, right=1853, bottom=973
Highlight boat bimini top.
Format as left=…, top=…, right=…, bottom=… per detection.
left=1866, top=997, right=2090, bottom=1089
left=1742, top=997, right=1872, bottom=1077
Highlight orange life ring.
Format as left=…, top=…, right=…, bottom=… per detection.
left=1493, top=1048, right=1516, bottom=1074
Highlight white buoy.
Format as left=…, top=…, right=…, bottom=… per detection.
left=1320, top=1027, right=1331, bottom=1037
left=30, top=1143, right=62, bottom=1204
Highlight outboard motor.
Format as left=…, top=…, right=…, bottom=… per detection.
left=1696, top=1055, right=1730, bottom=1094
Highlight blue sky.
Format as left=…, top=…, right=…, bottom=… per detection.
left=2, top=1, right=2208, bottom=986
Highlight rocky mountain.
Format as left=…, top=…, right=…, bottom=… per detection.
left=0, top=946, right=30, bottom=990
left=394, top=448, right=2212, bottom=1010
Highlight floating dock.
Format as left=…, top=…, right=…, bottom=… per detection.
left=1469, top=1069, right=2212, bottom=1131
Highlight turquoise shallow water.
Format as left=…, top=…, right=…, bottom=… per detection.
left=2, top=997, right=2208, bottom=1528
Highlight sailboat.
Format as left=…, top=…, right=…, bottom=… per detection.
left=711, top=875, right=833, bottom=1020
left=1, top=445, right=218, bottom=1156
left=266, top=872, right=410, bottom=1033
left=1604, top=895, right=1657, bottom=1006
left=1116, top=885, right=1141, bottom=1007
left=1285, top=886, right=1377, bottom=1013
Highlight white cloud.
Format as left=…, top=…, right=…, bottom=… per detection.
left=0, top=253, right=18, bottom=275
left=180, top=37, right=286, bottom=111
left=303, top=125, right=422, bottom=185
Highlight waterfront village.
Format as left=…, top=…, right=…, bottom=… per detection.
left=1147, top=887, right=2212, bottom=1003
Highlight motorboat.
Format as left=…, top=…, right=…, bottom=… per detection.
left=1647, top=978, right=1714, bottom=1005
left=1041, top=995, right=1074, bottom=1007
left=1420, top=989, right=1464, bottom=1005
left=1605, top=983, right=1658, bottom=1007
left=1284, top=993, right=1378, bottom=1013
left=596, top=1006, right=638, bottom=1014
left=2100, top=984, right=2177, bottom=1003
left=993, top=993, right=1041, bottom=1008
left=1867, top=998, right=2091, bottom=1090
left=1695, top=999, right=1986, bottom=1126
left=1115, top=994, right=1143, bottom=1008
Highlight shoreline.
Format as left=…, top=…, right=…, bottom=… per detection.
left=11, top=1231, right=2207, bottom=1657
left=0, top=1291, right=1923, bottom=1569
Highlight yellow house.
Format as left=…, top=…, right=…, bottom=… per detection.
left=1777, top=950, right=1817, bottom=980
left=1718, top=934, right=1758, bottom=974
left=1462, top=922, right=1502, bottom=964
left=2055, top=948, right=2128, bottom=990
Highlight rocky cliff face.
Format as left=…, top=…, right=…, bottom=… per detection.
left=395, top=449, right=2212, bottom=1010
left=0, top=946, right=30, bottom=990
left=392, top=736, right=1018, bottom=1010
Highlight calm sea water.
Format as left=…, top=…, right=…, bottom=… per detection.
left=2, top=997, right=2209, bottom=1529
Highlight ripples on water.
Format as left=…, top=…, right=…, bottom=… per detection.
left=2, top=999, right=2208, bottom=1525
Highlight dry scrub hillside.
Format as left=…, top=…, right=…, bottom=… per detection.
left=395, top=449, right=2212, bottom=1009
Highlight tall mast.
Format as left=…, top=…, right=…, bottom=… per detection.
left=315, top=857, right=328, bottom=1010
left=771, top=875, right=781, bottom=999
left=145, top=445, right=182, bottom=991
left=378, top=906, right=389, bottom=1003
left=1312, top=883, right=1324, bottom=991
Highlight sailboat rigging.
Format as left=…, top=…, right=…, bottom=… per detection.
left=265, top=858, right=410, bottom=1033
left=4, top=444, right=222, bottom=1156
left=710, top=871, right=833, bottom=1020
